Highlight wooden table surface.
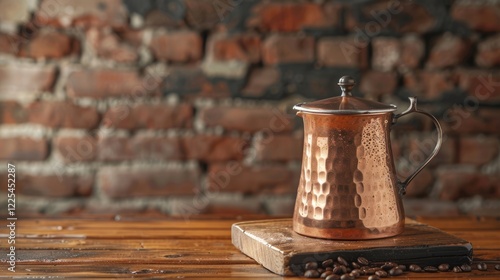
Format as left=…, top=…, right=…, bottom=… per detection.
left=0, top=215, right=499, bottom=279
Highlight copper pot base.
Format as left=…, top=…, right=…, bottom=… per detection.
left=293, top=220, right=404, bottom=240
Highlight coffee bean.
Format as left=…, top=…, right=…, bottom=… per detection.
left=477, top=262, right=487, bottom=271
left=337, top=257, right=349, bottom=267
left=304, top=269, right=320, bottom=278
left=340, top=273, right=354, bottom=280
left=321, top=270, right=333, bottom=278
left=317, top=268, right=325, bottom=274
left=495, top=264, right=500, bottom=271
left=367, top=276, right=380, bottom=280
left=388, top=267, right=403, bottom=276
left=409, top=264, right=422, bottom=272
left=397, top=264, right=406, bottom=271
left=305, top=262, right=318, bottom=270
left=323, top=259, right=334, bottom=268
left=325, top=267, right=333, bottom=271
left=424, top=266, right=438, bottom=272
left=381, top=262, right=397, bottom=271
left=362, top=268, right=377, bottom=275
left=333, top=266, right=347, bottom=275
left=350, top=269, right=361, bottom=277
left=357, top=257, right=369, bottom=266
left=351, top=262, right=360, bottom=269
left=325, top=275, right=340, bottom=280
left=438, top=264, right=450, bottom=271
left=453, top=266, right=462, bottom=273
left=460, top=264, right=472, bottom=272
left=375, top=270, right=387, bottom=278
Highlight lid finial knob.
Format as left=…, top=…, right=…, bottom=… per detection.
left=338, top=76, right=355, bottom=97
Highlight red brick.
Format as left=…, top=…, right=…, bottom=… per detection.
left=0, top=137, right=48, bottom=161
left=404, top=168, right=434, bottom=198
left=458, top=136, right=499, bottom=165
left=28, top=101, right=100, bottom=129
left=149, top=31, right=202, bottom=62
left=144, top=9, right=185, bottom=28
left=403, top=70, right=455, bottom=100
left=408, top=136, right=456, bottom=167
left=163, top=65, right=208, bottom=95
left=19, top=31, right=79, bottom=59
left=262, top=34, right=314, bottom=65
left=372, top=37, right=400, bottom=72
left=403, top=199, right=460, bottom=217
left=476, top=35, right=500, bottom=68
left=436, top=168, right=500, bottom=200
left=184, top=0, right=222, bottom=30
left=400, top=35, right=425, bottom=70
left=0, top=64, right=56, bottom=97
left=442, top=108, right=500, bottom=135
left=200, top=107, right=293, bottom=133
left=86, top=28, right=138, bottom=63
left=66, top=69, right=159, bottom=99
left=98, top=166, right=199, bottom=198
left=345, top=1, right=436, bottom=34
left=317, top=36, right=368, bottom=69
left=0, top=0, right=30, bottom=23
left=209, top=33, right=261, bottom=63
left=98, top=136, right=182, bottom=161
left=241, top=67, right=281, bottom=98
left=253, top=134, right=303, bottom=162
left=451, top=0, right=500, bottom=32
left=0, top=33, right=19, bottom=55
left=36, top=0, right=127, bottom=28
left=182, top=135, right=247, bottom=162
left=207, top=163, right=299, bottom=194
left=54, top=136, right=97, bottom=163
left=0, top=174, right=93, bottom=197
left=426, top=34, right=470, bottom=69
left=0, top=101, right=28, bottom=124
left=247, top=2, right=340, bottom=32
left=456, top=69, right=500, bottom=103
left=359, top=71, right=398, bottom=98
left=103, top=103, right=192, bottom=130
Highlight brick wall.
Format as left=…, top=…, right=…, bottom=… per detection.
left=0, top=0, right=499, bottom=217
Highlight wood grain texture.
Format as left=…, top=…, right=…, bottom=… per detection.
left=0, top=216, right=498, bottom=278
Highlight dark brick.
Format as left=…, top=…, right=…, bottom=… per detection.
left=451, top=0, right=500, bottom=32
left=36, top=0, right=127, bottom=28
left=207, top=163, right=299, bottom=194
left=86, top=28, right=138, bottom=63
left=103, top=103, right=192, bottom=130
left=436, top=168, right=500, bottom=200
left=0, top=137, right=48, bottom=161
left=19, top=30, right=79, bottom=59
left=458, top=136, right=499, bottom=165
left=0, top=174, right=93, bottom=197
left=54, top=136, right=97, bottom=163
left=241, top=67, right=282, bottom=99
left=400, top=35, right=425, bottom=70
left=298, top=68, right=361, bottom=99
left=184, top=0, right=224, bottom=30
left=163, top=66, right=208, bottom=95
left=408, top=135, right=456, bottom=167
left=359, top=71, right=398, bottom=98
left=456, top=69, right=500, bottom=103
left=208, top=32, right=261, bottom=63
left=426, top=34, right=470, bottom=69
left=149, top=30, right=202, bottom=62
left=404, top=168, right=434, bottom=198
left=476, top=34, right=500, bottom=68
left=372, top=37, right=400, bottom=72
left=247, top=2, right=340, bottom=32
left=98, top=136, right=182, bottom=161
left=0, top=33, right=19, bottom=55
left=262, top=34, right=314, bottom=65
left=403, top=70, right=455, bottom=100
left=66, top=69, right=159, bottom=99
left=0, top=101, right=28, bottom=124
left=98, top=166, right=199, bottom=198
left=317, top=36, right=368, bottom=69
left=200, top=107, right=293, bottom=133
left=0, top=64, right=56, bottom=97
left=28, top=101, right=100, bottom=129
left=253, top=134, right=303, bottom=162
left=441, top=108, right=500, bottom=135
left=183, top=135, right=247, bottom=162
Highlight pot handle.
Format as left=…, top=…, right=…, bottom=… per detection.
left=393, top=97, right=443, bottom=195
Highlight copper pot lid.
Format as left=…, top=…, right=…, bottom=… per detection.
left=293, top=76, right=397, bottom=115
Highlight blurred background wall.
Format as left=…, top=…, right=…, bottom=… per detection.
left=0, top=0, right=498, bottom=217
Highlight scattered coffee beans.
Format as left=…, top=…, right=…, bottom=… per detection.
left=495, top=264, right=500, bottom=271
left=453, top=266, right=462, bottom=273
left=460, top=264, right=472, bottom=272
left=325, top=274, right=340, bottom=280
left=424, top=266, right=438, bottom=272
left=340, top=273, right=354, bottom=280
left=351, top=262, right=361, bottom=269
left=374, top=270, right=387, bottom=278
left=304, top=269, right=319, bottom=278
left=409, top=264, right=422, bottom=272
left=350, top=269, right=361, bottom=277
left=321, top=270, right=334, bottom=278
left=358, top=257, right=369, bottom=266
left=337, top=257, right=349, bottom=267
left=305, top=262, right=318, bottom=270
left=388, top=267, right=403, bottom=276
left=438, top=264, right=450, bottom=271
left=323, top=259, right=334, bottom=268
left=477, top=262, right=487, bottom=271
left=367, top=276, right=379, bottom=280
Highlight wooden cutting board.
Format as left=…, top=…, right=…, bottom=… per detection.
left=232, top=218, right=473, bottom=276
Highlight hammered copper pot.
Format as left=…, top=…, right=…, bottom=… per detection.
left=292, top=76, right=443, bottom=240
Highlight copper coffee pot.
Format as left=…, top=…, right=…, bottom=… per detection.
left=292, top=76, right=442, bottom=240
